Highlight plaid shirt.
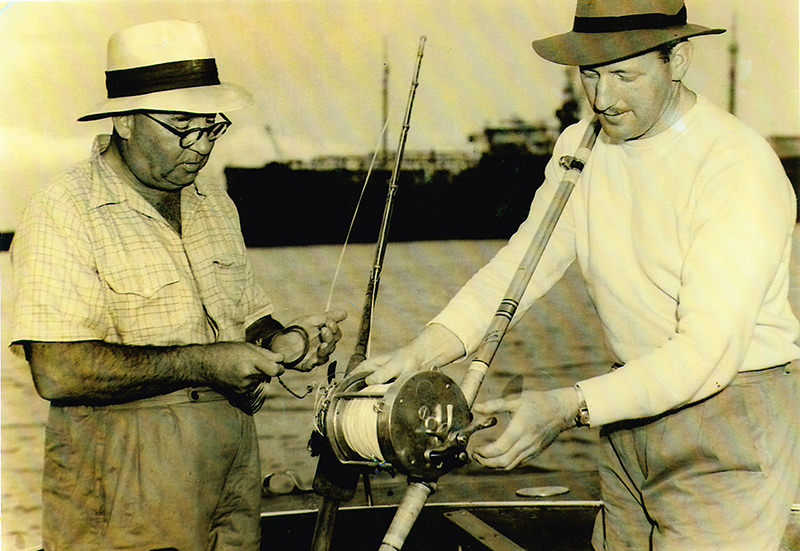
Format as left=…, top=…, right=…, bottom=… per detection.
left=10, top=135, right=272, bottom=352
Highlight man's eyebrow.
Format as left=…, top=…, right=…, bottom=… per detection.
left=171, top=113, right=216, bottom=123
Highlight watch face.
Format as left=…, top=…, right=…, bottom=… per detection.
left=575, top=407, right=590, bottom=427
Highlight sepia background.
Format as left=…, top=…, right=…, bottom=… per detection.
left=1, top=1, right=799, bottom=549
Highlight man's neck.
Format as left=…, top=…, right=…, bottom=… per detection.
left=658, top=82, right=696, bottom=135
left=102, top=138, right=182, bottom=235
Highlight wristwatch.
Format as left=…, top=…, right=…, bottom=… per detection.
left=573, top=384, right=590, bottom=428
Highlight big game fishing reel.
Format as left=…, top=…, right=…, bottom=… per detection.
left=313, top=369, right=496, bottom=479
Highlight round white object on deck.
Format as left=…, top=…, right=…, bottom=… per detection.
left=515, top=485, right=570, bottom=498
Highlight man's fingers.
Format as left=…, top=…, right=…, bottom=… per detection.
left=472, top=397, right=518, bottom=415
left=320, top=326, right=332, bottom=341
left=247, top=342, right=283, bottom=362
left=252, top=345, right=285, bottom=377
left=303, top=308, right=347, bottom=330
left=473, top=433, right=530, bottom=470
left=317, top=340, right=336, bottom=358
left=326, top=308, right=347, bottom=323
left=473, top=432, right=514, bottom=461
left=354, top=354, right=386, bottom=382
left=364, top=365, right=394, bottom=385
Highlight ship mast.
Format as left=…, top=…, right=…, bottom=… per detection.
left=382, top=37, right=390, bottom=167
left=728, top=13, right=738, bottom=115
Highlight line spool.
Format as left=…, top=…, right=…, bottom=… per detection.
left=316, top=370, right=472, bottom=479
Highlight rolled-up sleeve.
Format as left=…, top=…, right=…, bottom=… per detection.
left=10, top=186, right=110, bottom=355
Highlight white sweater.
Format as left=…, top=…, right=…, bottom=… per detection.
left=432, top=95, right=800, bottom=426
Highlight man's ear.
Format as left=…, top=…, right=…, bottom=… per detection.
left=112, top=114, right=134, bottom=140
left=670, top=40, right=693, bottom=82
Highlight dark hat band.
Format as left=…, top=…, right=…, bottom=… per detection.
left=573, top=4, right=687, bottom=33
left=105, top=58, right=220, bottom=98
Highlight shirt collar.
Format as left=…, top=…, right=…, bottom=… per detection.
left=88, top=134, right=208, bottom=211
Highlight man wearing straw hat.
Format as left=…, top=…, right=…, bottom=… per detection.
left=9, top=20, right=346, bottom=550
left=362, top=1, right=799, bottom=549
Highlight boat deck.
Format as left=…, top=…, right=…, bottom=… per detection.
left=260, top=469, right=800, bottom=550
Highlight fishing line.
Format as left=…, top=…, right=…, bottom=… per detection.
left=339, top=385, right=391, bottom=462
left=325, top=116, right=392, bottom=314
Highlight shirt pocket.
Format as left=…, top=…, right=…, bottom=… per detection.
left=208, top=253, right=249, bottom=329
left=100, top=258, right=191, bottom=343
left=104, top=263, right=180, bottom=298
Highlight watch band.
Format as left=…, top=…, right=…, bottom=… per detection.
left=574, top=384, right=591, bottom=427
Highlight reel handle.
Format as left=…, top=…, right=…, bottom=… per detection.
left=424, top=416, right=498, bottom=471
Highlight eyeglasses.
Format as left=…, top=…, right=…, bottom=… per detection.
left=143, top=113, right=232, bottom=148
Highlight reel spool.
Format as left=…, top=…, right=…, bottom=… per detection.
left=315, top=370, right=482, bottom=480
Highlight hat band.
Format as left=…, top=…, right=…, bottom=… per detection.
left=573, top=4, right=687, bottom=33
left=105, top=58, right=220, bottom=99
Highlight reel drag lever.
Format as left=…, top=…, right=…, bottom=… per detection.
left=424, top=416, right=497, bottom=471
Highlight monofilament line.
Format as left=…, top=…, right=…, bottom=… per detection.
left=325, top=116, right=392, bottom=314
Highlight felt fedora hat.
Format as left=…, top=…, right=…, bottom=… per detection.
left=78, top=20, right=253, bottom=121
left=532, top=0, right=725, bottom=67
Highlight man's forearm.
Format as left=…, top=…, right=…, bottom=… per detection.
left=27, top=340, right=210, bottom=405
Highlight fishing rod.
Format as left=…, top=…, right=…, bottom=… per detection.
left=376, top=117, right=601, bottom=551
left=309, top=35, right=427, bottom=551
left=310, top=47, right=599, bottom=551
left=346, top=36, right=427, bottom=374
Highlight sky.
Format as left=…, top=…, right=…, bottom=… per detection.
left=1, top=0, right=798, bottom=232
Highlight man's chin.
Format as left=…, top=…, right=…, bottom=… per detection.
left=598, top=122, right=626, bottom=142
left=163, top=174, right=199, bottom=191
left=599, top=121, right=644, bottom=142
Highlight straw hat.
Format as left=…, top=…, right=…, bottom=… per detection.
left=78, top=20, right=253, bottom=121
left=532, top=0, right=725, bottom=67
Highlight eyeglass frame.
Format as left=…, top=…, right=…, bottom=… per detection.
left=142, top=112, right=232, bottom=148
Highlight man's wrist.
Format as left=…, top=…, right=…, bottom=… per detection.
left=415, top=323, right=467, bottom=368
left=245, top=315, right=284, bottom=345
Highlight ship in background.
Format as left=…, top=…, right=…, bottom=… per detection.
left=225, top=120, right=562, bottom=247
left=1, top=31, right=797, bottom=252
left=225, top=69, right=582, bottom=248
left=225, top=33, right=800, bottom=248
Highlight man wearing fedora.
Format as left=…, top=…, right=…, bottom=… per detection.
left=10, top=20, right=346, bottom=550
left=360, top=1, right=799, bottom=549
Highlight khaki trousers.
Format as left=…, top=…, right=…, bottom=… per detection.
left=42, top=389, right=261, bottom=551
left=592, top=363, right=800, bottom=551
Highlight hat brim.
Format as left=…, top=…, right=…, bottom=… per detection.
left=532, top=24, right=725, bottom=66
left=77, top=82, right=253, bottom=121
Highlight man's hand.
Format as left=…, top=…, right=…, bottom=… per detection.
left=359, top=345, right=423, bottom=385
left=199, top=342, right=285, bottom=396
left=471, top=387, right=578, bottom=470
left=279, top=308, right=347, bottom=372
left=358, top=323, right=467, bottom=385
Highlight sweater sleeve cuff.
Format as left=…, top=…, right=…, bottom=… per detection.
left=575, top=369, right=630, bottom=427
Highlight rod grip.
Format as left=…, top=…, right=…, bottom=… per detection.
left=379, top=481, right=434, bottom=550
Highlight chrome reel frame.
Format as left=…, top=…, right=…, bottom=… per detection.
left=314, top=370, right=481, bottom=479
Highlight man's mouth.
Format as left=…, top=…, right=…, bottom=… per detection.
left=180, top=159, right=206, bottom=172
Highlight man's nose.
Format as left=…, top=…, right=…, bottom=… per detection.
left=593, top=75, right=616, bottom=113
left=188, top=132, right=215, bottom=155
